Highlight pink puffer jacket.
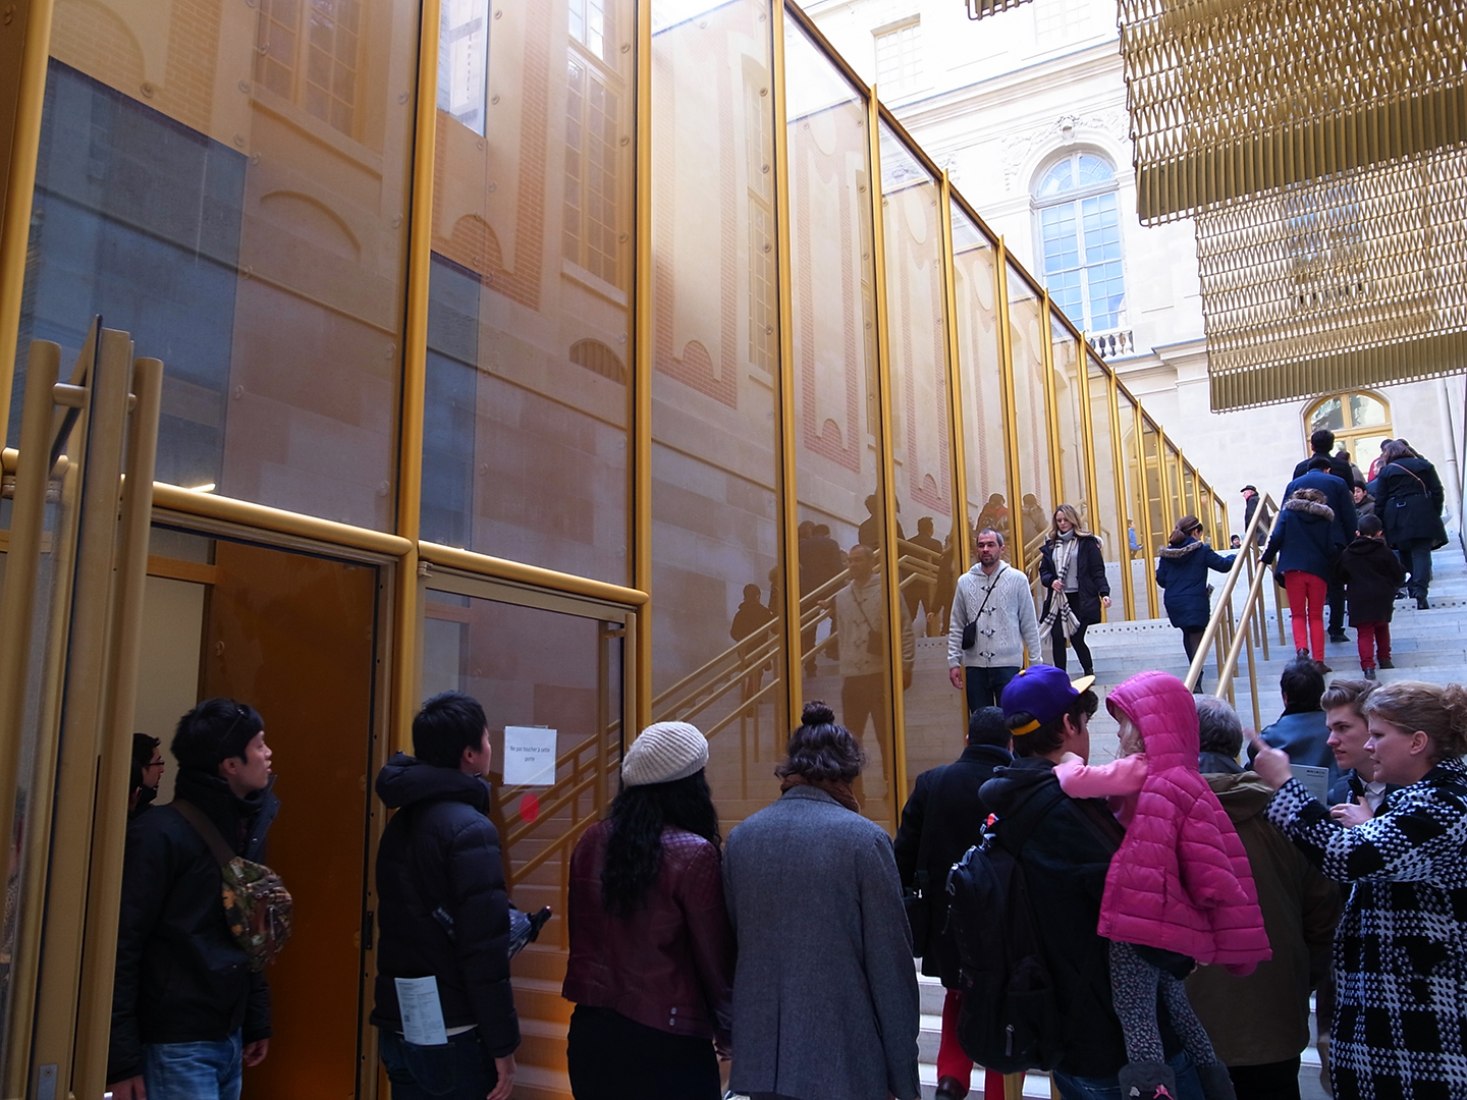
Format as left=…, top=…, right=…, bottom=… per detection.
left=1099, top=672, right=1271, bottom=974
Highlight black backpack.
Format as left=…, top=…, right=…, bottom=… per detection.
left=944, top=783, right=1066, bottom=1074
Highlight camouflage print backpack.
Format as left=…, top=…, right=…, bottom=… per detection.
left=174, top=801, right=294, bottom=971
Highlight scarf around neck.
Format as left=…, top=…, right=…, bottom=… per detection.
left=780, top=772, right=860, bottom=813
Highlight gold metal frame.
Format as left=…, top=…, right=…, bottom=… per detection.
left=994, top=242, right=1026, bottom=575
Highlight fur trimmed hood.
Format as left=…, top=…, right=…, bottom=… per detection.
left=1281, top=495, right=1334, bottom=522
left=1158, top=538, right=1205, bottom=560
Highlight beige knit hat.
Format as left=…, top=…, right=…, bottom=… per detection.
left=621, top=721, right=709, bottom=787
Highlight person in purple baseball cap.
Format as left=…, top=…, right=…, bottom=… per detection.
left=977, top=666, right=1211, bottom=1100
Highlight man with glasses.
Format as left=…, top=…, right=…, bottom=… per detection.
left=947, top=528, right=1041, bottom=713
left=128, top=732, right=165, bottom=819
left=108, top=699, right=279, bottom=1100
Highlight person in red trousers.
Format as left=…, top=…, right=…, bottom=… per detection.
left=1263, top=488, right=1342, bottom=666
left=1335, top=514, right=1406, bottom=679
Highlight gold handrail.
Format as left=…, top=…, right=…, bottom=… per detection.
left=1184, top=493, right=1284, bottom=729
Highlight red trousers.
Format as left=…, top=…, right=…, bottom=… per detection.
left=1285, top=571, right=1328, bottom=661
left=937, top=989, right=1008, bottom=1099
left=1356, top=621, right=1391, bottom=670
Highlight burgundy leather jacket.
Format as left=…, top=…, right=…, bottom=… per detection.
left=562, top=820, right=734, bottom=1044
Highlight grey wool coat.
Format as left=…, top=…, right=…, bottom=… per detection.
left=723, top=786, right=921, bottom=1100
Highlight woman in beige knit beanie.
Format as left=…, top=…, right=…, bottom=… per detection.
left=561, top=720, right=732, bottom=1099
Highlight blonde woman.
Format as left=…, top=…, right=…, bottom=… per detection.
left=1038, top=504, right=1111, bottom=677
left=1253, top=680, right=1467, bottom=1098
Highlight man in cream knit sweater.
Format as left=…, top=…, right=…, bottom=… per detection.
left=947, top=528, right=1041, bottom=713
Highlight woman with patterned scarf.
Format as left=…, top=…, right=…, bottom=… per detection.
left=1038, top=504, right=1111, bottom=678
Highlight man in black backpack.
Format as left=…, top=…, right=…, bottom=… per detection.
left=894, top=707, right=1012, bottom=1100
left=980, top=666, right=1205, bottom=1099
left=108, top=699, right=279, bottom=1100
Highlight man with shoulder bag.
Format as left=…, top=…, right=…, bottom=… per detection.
left=108, top=698, right=282, bottom=1100
left=948, top=528, right=1041, bottom=714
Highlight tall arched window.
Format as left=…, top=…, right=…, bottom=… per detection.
left=1033, top=151, right=1126, bottom=332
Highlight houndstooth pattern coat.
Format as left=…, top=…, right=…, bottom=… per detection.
left=1267, top=756, right=1467, bottom=1099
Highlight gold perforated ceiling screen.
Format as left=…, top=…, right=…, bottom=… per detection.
left=966, top=0, right=1033, bottom=19
left=1116, top=0, right=1467, bottom=409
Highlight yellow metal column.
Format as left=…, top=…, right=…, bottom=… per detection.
left=1039, top=292, right=1064, bottom=506
left=393, top=0, right=442, bottom=749
left=866, top=91, right=909, bottom=819
left=0, top=0, right=55, bottom=438
left=632, top=0, right=654, bottom=730
left=1132, top=405, right=1159, bottom=617
left=771, top=1, right=803, bottom=731
left=939, top=175, right=971, bottom=569
left=1105, top=368, right=1136, bottom=619
left=994, top=242, right=1026, bottom=576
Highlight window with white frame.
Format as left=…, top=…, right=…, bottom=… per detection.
left=255, top=0, right=362, bottom=138
left=1033, top=151, right=1126, bottom=332
left=873, top=18, right=922, bottom=100
left=439, top=0, right=490, bottom=134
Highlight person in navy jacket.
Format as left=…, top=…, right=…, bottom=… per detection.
left=1262, top=487, right=1341, bottom=664
left=1155, top=515, right=1234, bottom=692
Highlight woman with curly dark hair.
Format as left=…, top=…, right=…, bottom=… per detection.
left=561, top=721, right=733, bottom=1099
left=722, top=701, right=920, bottom=1100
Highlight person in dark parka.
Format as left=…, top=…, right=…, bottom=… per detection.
left=893, top=707, right=1012, bottom=1100
left=1284, top=457, right=1358, bottom=642
left=1372, top=439, right=1446, bottom=609
left=1155, top=515, right=1234, bottom=691
left=1335, top=515, right=1407, bottom=678
left=1262, top=488, right=1340, bottom=664
left=372, top=692, right=519, bottom=1100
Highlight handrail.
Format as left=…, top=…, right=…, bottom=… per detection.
left=1185, top=493, right=1284, bottom=729
left=500, top=540, right=943, bottom=873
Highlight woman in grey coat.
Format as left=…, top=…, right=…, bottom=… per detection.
left=723, top=701, right=920, bottom=1100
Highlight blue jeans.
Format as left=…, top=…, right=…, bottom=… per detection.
left=143, top=1032, right=242, bottom=1100
left=1053, top=1049, right=1203, bottom=1100
left=379, top=1028, right=497, bottom=1100
left=965, top=664, right=1018, bottom=714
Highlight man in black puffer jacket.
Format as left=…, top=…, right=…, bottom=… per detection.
left=108, top=698, right=280, bottom=1100
left=372, top=691, right=519, bottom=1100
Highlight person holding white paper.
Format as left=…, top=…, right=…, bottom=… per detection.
left=371, top=692, right=519, bottom=1100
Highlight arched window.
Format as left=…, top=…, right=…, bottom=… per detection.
left=1304, top=391, right=1393, bottom=471
left=1032, top=151, right=1126, bottom=332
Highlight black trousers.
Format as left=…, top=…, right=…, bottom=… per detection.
left=1225, top=1056, right=1302, bottom=1100
left=567, top=1005, right=721, bottom=1100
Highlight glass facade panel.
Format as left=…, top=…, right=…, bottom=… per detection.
left=1142, top=419, right=1168, bottom=560
left=1007, top=268, right=1052, bottom=571
left=1085, top=355, right=1127, bottom=619
left=785, top=23, right=897, bottom=819
left=877, top=123, right=962, bottom=786
left=1049, top=316, right=1087, bottom=520
left=951, top=209, right=1011, bottom=562
left=16, top=2, right=420, bottom=528
left=422, top=0, right=635, bottom=583
left=421, top=586, right=625, bottom=927
left=646, top=0, right=789, bottom=805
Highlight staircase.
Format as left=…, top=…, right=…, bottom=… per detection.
left=915, top=541, right=1467, bottom=1099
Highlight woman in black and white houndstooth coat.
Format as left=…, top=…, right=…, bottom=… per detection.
left=1252, top=680, right=1467, bottom=1100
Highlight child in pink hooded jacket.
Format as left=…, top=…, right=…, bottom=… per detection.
left=1055, top=671, right=1270, bottom=1100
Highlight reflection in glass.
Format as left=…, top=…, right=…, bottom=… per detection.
left=877, top=122, right=963, bottom=790
left=421, top=589, right=623, bottom=930
left=1085, top=355, right=1127, bottom=619
left=647, top=0, right=788, bottom=811
left=1050, top=317, right=1088, bottom=521
left=18, top=3, right=421, bottom=528
left=423, top=0, right=635, bottom=583
left=1007, top=269, right=1052, bottom=571
left=952, top=212, right=1010, bottom=567
left=785, top=24, right=898, bottom=821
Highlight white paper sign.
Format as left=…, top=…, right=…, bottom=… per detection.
left=503, top=725, right=557, bottom=786
left=395, top=975, right=448, bottom=1045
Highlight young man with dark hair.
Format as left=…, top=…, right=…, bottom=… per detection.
left=1248, top=658, right=1338, bottom=789
left=108, top=699, right=279, bottom=1100
left=894, top=707, right=1013, bottom=1100
left=372, top=691, right=519, bottom=1100
left=128, top=732, right=164, bottom=819
left=979, top=666, right=1206, bottom=1098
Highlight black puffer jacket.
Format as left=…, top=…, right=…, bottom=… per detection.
left=108, top=769, right=279, bottom=1083
left=1374, top=457, right=1447, bottom=549
left=1038, top=534, right=1110, bottom=626
left=979, top=758, right=1185, bottom=1078
left=371, top=754, right=519, bottom=1057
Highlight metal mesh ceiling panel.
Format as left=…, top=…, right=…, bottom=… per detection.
left=966, top=0, right=1034, bottom=19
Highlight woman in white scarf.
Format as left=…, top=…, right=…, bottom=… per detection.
left=1038, top=504, right=1112, bottom=678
